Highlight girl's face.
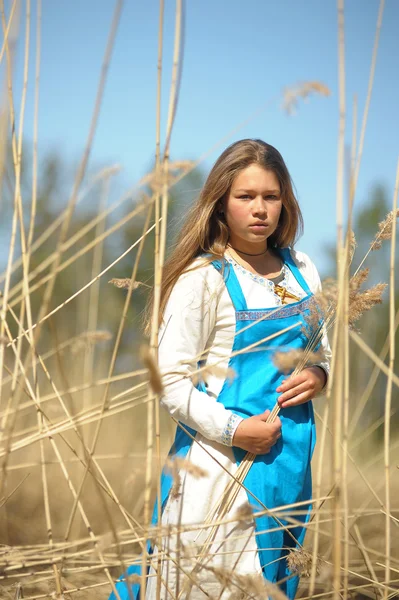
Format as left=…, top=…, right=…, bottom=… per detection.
left=224, top=164, right=282, bottom=252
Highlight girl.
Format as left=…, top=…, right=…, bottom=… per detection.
left=111, top=139, right=331, bottom=600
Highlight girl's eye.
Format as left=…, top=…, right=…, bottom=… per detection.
left=266, top=195, right=278, bottom=200
left=239, top=195, right=251, bottom=199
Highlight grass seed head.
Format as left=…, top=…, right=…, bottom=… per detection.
left=83, top=330, right=112, bottom=343
left=348, top=268, right=387, bottom=326
left=97, top=532, right=114, bottom=552
left=191, top=364, right=236, bottom=386
left=350, top=268, right=370, bottom=293
left=234, top=502, right=254, bottom=521
left=301, top=296, right=327, bottom=340
left=286, top=548, right=318, bottom=577
left=349, top=282, right=387, bottom=327
left=304, top=270, right=386, bottom=330
left=218, top=568, right=288, bottom=600
left=108, top=278, right=145, bottom=290
left=169, top=160, right=196, bottom=172
left=140, top=345, right=164, bottom=395
left=273, top=349, right=325, bottom=374
left=71, top=330, right=112, bottom=353
left=234, top=502, right=254, bottom=529
left=166, top=457, right=209, bottom=479
left=282, top=81, right=330, bottom=115
left=370, top=209, right=399, bottom=250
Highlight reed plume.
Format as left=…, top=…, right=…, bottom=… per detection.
left=190, top=364, right=236, bottom=386
left=109, top=278, right=149, bottom=290
left=140, top=345, right=164, bottom=395
left=370, top=208, right=399, bottom=250
left=282, top=81, right=331, bottom=115
left=287, top=548, right=320, bottom=577
left=273, top=349, right=325, bottom=374
left=166, top=457, right=209, bottom=479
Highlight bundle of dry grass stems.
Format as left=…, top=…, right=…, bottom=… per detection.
left=0, top=0, right=398, bottom=599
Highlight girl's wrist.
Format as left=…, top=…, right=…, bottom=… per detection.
left=306, top=365, right=328, bottom=391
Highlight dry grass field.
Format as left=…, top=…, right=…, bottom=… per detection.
left=0, top=1, right=398, bottom=599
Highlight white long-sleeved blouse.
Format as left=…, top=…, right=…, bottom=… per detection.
left=158, top=249, right=331, bottom=445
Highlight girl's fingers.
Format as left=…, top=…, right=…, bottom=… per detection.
left=279, top=390, right=313, bottom=408
left=276, top=373, right=307, bottom=393
left=277, top=381, right=314, bottom=407
left=278, top=380, right=308, bottom=401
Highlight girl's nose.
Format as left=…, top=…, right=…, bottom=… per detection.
left=252, top=197, right=267, bottom=216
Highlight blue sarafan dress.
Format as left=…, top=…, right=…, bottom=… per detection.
left=110, top=248, right=320, bottom=600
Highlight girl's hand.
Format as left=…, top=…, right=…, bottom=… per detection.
left=276, top=366, right=327, bottom=409
left=232, top=409, right=282, bottom=454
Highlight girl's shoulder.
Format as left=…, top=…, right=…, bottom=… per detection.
left=285, top=248, right=322, bottom=292
left=177, top=256, right=224, bottom=287
left=288, top=248, right=318, bottom=271
left=169, top=256, right=226, bottom=304
left=162, top=256, right=225, bottom=326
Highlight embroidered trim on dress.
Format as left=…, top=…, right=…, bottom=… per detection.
left=221, top=413, right=243, bottom=446
left=225, top=255, right=306, bottom=305
left=235, top=296, right=315, bottom=321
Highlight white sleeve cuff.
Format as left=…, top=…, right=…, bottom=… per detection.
left=221, top=413, right=244, bottom=446
left=312, top=362, right=329, bottom=393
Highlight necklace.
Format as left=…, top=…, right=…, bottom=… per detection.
left=226, top=251, right=301, bottom=305
left=227, top=244, right=268, bottom=257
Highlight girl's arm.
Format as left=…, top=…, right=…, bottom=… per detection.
left=157, top=264, right=242, bottom=446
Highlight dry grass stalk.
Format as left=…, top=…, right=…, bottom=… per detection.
left=207, top=566, right=288, bottom=600
left=348, top=229, right=357, bottom=263
left=282, top=81, right=331, bottom=115
left=370, top=209, right=399, bottom=250
left=140, top=345, right=164, bottom=396
left=13, top=583, right=23, bottom=600
left=0, top=165, right=122, bottom=288
left=7, top=222, right=157, bottom=346
left=272, top=349, right=325, bottom=374
left=27, top=1, right=124, bottom=355
left=383, top=157, right=399, bottom=599
left=331, top=13, right=347, bottom=589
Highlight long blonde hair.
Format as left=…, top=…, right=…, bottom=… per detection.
left=145, top=138, right=303, bottom=332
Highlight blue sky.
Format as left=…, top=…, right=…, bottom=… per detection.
left=8, top=0, right=399, bottom=273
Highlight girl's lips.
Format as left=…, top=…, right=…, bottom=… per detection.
left=249, top=224, right=268, bottom=230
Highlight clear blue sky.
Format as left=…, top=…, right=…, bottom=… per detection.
left=9, top=0, right=399, bottom=273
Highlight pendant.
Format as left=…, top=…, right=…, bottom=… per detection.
left=274, top=284, right=301, bottom=305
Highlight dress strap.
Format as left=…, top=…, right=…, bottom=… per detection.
left=211, top=259, right=248, bottom=311
left=278, top=248, right=312, bottom=295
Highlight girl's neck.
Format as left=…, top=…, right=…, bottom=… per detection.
left=226, top=246, right=283, bottom=279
